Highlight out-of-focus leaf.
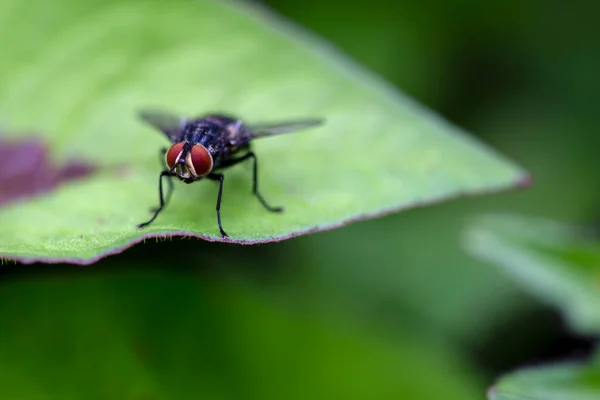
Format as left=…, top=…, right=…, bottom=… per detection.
left=489, top=359, right=600, bottom=400
left=0, top=268, right=483, bottom=399
left=0, top=0, right=526, bottom=263
left=465, top=214, right=600, bottom=335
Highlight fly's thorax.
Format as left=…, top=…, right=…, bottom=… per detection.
left=182, top=120, right=223, bottom=148
left=165, top=142, right=213, bottom=179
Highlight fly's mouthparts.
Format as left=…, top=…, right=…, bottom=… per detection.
left=175, top=164, right=191, bottom=179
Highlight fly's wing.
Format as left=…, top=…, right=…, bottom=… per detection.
left=247, top=118, right=324, bottom=140
left=138, top=109, right=188, bottom=142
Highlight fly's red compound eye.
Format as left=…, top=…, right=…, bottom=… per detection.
left=189, top=145, right=213, bottom=176
left=165, top=142, right=185, bottom=169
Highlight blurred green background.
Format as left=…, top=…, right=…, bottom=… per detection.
left=2, top=0, right=599, bottom=397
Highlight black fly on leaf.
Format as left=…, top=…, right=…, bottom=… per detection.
left=136, top=110, right=324, bottom=238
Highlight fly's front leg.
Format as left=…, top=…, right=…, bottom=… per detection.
left=208, top=172, right=228, bottom=238
left=151, top=147, right=174, bottom=212
left=138, top=170, right=174, bottom=228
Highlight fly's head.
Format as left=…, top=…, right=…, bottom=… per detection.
left=165, top=142, right=213, bottom=182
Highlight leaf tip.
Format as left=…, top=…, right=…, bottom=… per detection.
left=516, top=172, right=534, bottom=189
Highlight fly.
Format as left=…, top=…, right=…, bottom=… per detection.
left=136, top=109, right=324, bottom=237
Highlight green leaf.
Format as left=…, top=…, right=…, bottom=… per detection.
left=0, top=0, right=526, bottom=263
left=464, top=214, right=600, bottom=335
left=489, top=360, right=600, bottom=400
left=0, top=267, right=483, bottom=399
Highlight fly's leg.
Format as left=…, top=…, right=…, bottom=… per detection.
left=208, top=173, right=228, bottom=238
left=248, top=151, right=283, bottom=212
left=150, top=148, right=173, bottom=213
left=221, top=151, right=283, bottom=213
left=138, top=170, right=174, bottom=228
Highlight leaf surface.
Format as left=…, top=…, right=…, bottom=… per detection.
left=0, top=0, right=526, bottom=263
